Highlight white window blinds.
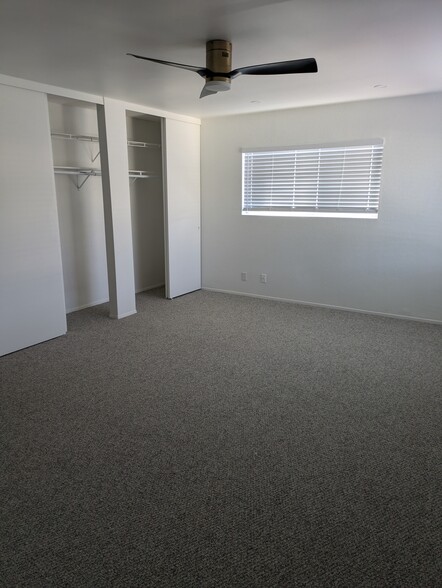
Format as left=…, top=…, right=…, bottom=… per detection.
left=242, top=141, right=384, bottom=218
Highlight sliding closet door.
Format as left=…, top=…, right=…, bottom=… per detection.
left=0, top=85, right=66, bottom=356
left=162, top=118, right=201, bottom=299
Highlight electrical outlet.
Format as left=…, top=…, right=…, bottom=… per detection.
left=260, top=273, right=267, bottom=284
left=241, top=272, right=247, bottom=281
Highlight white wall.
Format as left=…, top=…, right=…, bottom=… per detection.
left=0, top=85, right=66, bottom=356
left=201, top=93, right=442, bottom=322
left=126, top=116, right=165, bottom=292
left=48, top=100, right=109, bottom=313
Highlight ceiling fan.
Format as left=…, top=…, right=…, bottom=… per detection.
left=128, top=40, right=317, bottom=99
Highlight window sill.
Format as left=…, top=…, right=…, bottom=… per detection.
left=242, top=211, right=378, bottom=219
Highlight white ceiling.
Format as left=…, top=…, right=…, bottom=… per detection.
left=1, top=0, right=442, bottom=118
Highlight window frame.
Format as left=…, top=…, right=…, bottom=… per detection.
left=241, top=139, right=384, bottom=219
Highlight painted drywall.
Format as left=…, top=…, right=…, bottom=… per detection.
left=0, top=84, right=66, bottom=356
left=126, top=116, right=165, bottom=292
left=201, top=93, right=442, bottom=322
left=97, top=99, right=137, bottom=319
left=48, top=100, right=109, bottom=313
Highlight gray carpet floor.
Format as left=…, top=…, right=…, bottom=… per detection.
left=1, top=288, right=441, bottom=587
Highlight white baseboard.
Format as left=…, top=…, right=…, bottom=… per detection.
left=136, top=283, right=165, bottom=294
left=110, top=309, right=137, bottom=320
left=202, top=287, right=442, bottom=325
left=66, top=297, right=109, bottom=314
left=66, top=284, right=165, bottom=314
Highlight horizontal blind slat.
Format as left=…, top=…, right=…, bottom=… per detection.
left=243, top=142, right=383, bottom=215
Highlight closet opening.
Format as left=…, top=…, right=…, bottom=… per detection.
left=48, top=95, right=109, bottom=318
left=126, top=112, right=165, bottom=301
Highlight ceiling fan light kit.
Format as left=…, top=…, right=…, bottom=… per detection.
left=128, top=40, right=317, bottom=99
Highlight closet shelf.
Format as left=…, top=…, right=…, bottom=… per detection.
left=54, top=166, right=100, bottom=174
left=51, top=132, right=160, bottom=149
left=51, top=133, right=101, bottom=162
left=54, top=166, right=157, bottom=190
left=51, top=132, right=99, bottom=143
left=127, top=140, right=161, bottom=149
left=128, top=170, right=157, bottom=179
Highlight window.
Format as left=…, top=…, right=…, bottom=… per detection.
left=242, top=140, right=384, bottom=218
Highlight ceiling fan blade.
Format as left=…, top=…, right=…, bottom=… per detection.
left=200, top=84, right=218, bottom=99
left=230, top=57, right=317, bottom=79
left=127, top=53, right=208, bottom=78
left=199, top=79, right=232, bottom=99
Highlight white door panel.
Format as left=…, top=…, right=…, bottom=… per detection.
left=163, top=119, right=201, bottom=299
left=0, top=86, right=66, bottom=355
left=0, top=85, right=66, bottom=355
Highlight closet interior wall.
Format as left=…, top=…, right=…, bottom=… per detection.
left=48, top=98, right=109, bottom=313
left=126, top=115, right=165, bottom=294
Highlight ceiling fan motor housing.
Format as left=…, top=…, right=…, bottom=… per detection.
left=206, top=40, right=232, bottom=88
